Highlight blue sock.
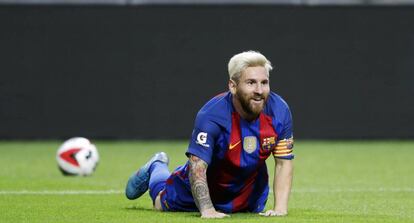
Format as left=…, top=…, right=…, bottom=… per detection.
left=149, top=161, right=170, bottom=203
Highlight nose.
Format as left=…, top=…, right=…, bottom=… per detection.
left=254, top=83, right=264, bottom=95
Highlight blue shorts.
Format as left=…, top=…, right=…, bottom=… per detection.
left=158, top=168, right=199, bottom=212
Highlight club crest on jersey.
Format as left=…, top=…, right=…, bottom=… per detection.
left=196, top=132, right=210, bottom=148
left=262, top=136, right=276, bottom=151
left=243, top=136, right=257, bottom=154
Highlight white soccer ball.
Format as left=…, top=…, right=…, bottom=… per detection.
left=56, top=137, right=99, bottom=176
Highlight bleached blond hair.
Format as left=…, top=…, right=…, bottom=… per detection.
left=228, top=51, right=273, bottom=82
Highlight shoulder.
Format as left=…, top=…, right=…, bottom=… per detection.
left=264, top=92, right=292, bottom=126
left=265, top=92, right=291, bottom=115
left=193, top=92, right=233, bottom=134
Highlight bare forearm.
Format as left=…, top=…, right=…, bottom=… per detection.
left=273, top=159, right=293, bottom=213
left=188, top=155, right=214, bottom=213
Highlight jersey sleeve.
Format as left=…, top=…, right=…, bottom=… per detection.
left=273, top=105, right=294, bottom=160
left=185, top=114, right=220, bottom=165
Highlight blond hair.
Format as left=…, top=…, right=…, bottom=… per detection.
left=228, top=51, right=273, bottom=82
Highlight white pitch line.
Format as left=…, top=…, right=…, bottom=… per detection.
left=266, top=188, right=414, bottom=193
left=292, top=188, right=414, bottom=193
left=0, top=190, right=123, bottom=195
left=0, top=188, right=413, bottom=195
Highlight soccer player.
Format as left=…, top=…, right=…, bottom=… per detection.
left=125, top=51, right=294, bottom=219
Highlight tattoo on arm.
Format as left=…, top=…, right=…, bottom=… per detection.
left=188, top=155, right=214, bottom=212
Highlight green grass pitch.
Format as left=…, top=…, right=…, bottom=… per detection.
left=1, top=140, right=413, bottom=223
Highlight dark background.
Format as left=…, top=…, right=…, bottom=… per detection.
left=1, top=5, right=413, bottom=139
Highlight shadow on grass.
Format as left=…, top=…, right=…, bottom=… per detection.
left=123, top=205, right=201, bottom=220
left=287, top=209, right=404, bottom=222
left=123, top=206, right=279, bottom=221
left=122, top=206, right=404, bottom=222
left=124, top=206, right=154, bottom=212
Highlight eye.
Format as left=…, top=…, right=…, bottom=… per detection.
left=246, top=80, right=255, bottom=85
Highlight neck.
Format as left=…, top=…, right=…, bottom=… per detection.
left=232, top=95, right=258, bottom=122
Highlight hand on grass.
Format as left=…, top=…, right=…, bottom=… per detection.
left=201, top=208, right=230, bottom=219
left=259, top=210, right=287, bottom=217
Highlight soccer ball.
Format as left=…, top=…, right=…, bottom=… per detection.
left=56, top=137, right=99, bottom=176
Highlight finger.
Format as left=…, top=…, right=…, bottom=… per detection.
left=216, top=213, right=229, bottom=218
left=260, top=210, right=279, bottom=217
left=201, top=213, right=230, bottom=219
left=221, top=213, right=230, bottom=218
left=201, top=215, right=215, bottom=219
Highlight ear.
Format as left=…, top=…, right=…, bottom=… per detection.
left=228, top=79, right=237, bottom=95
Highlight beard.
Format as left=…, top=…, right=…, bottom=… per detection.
left=235, top=91, right=268, bottom=118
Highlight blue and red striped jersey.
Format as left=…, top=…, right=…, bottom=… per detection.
left=163, top=91, right=293, bottom=213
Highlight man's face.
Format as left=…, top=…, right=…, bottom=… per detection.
left=232, top=66, right=270, bottom=117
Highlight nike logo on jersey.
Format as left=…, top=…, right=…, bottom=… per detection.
left=229, top=140, right=241, bottom=150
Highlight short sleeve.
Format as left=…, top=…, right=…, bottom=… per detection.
left=273, top=105, right=294, bottom=160
left=185, top=114, right=220, bottom=165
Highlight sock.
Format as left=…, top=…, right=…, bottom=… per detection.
left=149, top=161, right=170, bottom=203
